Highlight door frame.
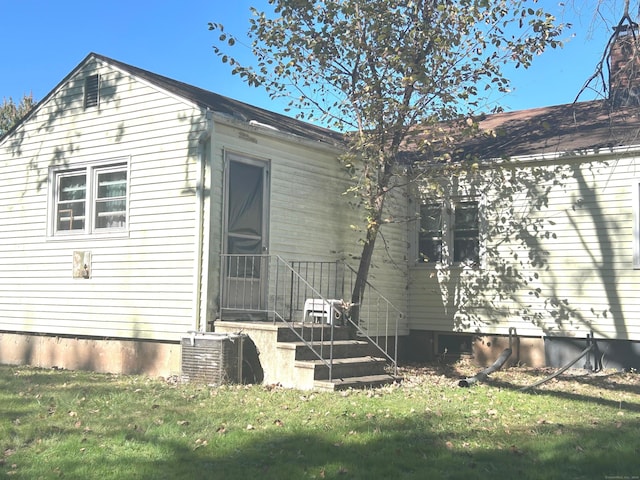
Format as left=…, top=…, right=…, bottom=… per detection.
left=220, top=151, right=271, bottom=318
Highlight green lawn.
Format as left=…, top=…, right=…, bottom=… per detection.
left=1, top=363, right=638, bottom=479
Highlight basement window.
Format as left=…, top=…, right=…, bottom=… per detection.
left=50, top=160, right=129, bottom=236
left=84, top=74, right=99, bottom=109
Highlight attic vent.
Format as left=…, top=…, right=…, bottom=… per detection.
left=84, top=74, right=99, bottom=109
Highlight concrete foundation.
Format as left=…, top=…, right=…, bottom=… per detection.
left=0, top=331, right=181, bottom=377
left=545, top=336, right=640, bottom=371
left=474, top=334, right=545, bottom=367
left=404, top=330, right=436, bottom=362
left=406, top=330, right=546, bottom=367
left=213, top=320, right=290, bottom=386
left=6, top=327, right=637, bottom=379
left=407, top=330, right=640, bottom=370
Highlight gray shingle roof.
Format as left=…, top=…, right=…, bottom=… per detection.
left=5, top=52, right=640, bottom=161
left=0, top=52, right=344, bottom=147
left=92, top=53, right=344, bottom=147
left=455, top=100, right=640, bottom=160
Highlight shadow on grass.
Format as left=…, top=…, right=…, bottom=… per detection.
left=514, top=370, right=640, bottom=397
left=487, top=377, right=640, bottom=414
left=414, top=361, right=640, bottom=412
left=2, top=365, right=639, bottom=479
left=0, top=367, right=156, bottom=429
left=0, top=367, right=127, bottom=395
left=38, top=414, right=640, bottom=480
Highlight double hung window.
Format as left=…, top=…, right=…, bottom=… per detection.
left=418, top=198, right=480, bottom=265
left=418, top=203, right=444, bottom=263
left=452, top=200, right=480, bottom=263
left=51, top=161, right=128, bottom=236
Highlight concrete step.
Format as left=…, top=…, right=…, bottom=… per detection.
left=276, top=324, right=352, bottom=343
left=314, top=374, right=402, bottom=391
left=295, top=356, right=388, bottom=380
left=278, top=339, right=374, bottom=360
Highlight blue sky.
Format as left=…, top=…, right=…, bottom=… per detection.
left=0, top=0, right=627, bottom=119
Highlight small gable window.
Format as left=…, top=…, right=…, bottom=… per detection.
left=84, top=74, right=99, bottom=109
left=50, top=160, right=128, bottom=236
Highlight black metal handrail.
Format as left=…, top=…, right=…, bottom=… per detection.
left=219, top=255, right=402, bottom=379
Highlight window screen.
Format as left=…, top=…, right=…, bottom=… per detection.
left=52, top=162, right=127, bottom=235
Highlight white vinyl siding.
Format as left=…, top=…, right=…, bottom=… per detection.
left=408, top=156, right=640, bottom=341
left=213, top=121, right=409, bottom=336
left=633, top=178, right=640, bottom=268
left=0, top=54, right=409, bottom=344
left=0, top=58, right=205, bottom=341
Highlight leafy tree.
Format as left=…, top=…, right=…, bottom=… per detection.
left=210, top=0, right=566, bottom=323
left=0, top=93, right=36, bottom=136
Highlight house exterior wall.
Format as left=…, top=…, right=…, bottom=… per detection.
left=0, top=55, right=408, bottom=376
left=208, top=120, right=409, bottom=336
left=408, top=153, right=640, bottom=348
left=0, top=57, right=206, bottom=357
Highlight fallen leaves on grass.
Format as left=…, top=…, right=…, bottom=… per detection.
left=398, top=363, right=640, bottom=396
left=194, top=438, right=208, bottom=450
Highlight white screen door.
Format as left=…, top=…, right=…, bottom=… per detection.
left=222, top=153, right=270, bottom=316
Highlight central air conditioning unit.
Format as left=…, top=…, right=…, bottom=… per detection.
left=181, top=332, right=246, bottom=385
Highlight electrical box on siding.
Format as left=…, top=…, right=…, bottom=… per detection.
left=73, top=251, right=91, bottom=279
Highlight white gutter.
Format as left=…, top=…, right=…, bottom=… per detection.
left=211, top=111, right=344, bottom=155
left=192, top=109, right=214, bottom=333
left=488, top=142, right=640, bottom=166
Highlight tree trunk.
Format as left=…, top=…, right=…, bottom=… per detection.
left=349, top=181, right=387, bottom=330
left=350, top=220, right=379, bottom=315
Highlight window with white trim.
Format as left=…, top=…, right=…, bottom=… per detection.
left=418, top=198, right=480, bottom=265
left=51, top=161, right=128, bottom=236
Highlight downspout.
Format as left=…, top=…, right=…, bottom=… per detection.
left=192, top=109, right=214, bottom=333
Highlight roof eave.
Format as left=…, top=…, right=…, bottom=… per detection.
left=484, top=142, right=640, bottom=165
left=211, top=111, right=344, bottom=154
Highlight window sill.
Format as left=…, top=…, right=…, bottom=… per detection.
left=411, top=261, right=481, bottom=270
left=46, top=230, right=130, bottom=242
